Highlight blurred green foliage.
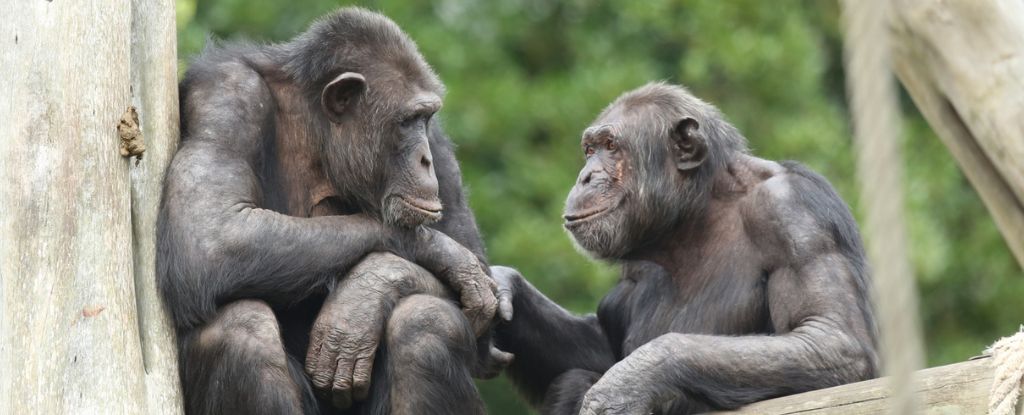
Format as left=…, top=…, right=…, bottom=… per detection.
left=177, top=1, right=1024, bottom=413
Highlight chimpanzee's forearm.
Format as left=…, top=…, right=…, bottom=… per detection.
left=592, top=320, right=874, bottom=411
left=159, top=200, right=383, bottom=329
left=158, top=146, right=390, bottom=330
left=495, top=275, right=616, bottom=405
left=427, top=124, right=487, bottom=264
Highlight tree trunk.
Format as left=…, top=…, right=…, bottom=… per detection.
left=890, top=0, right=1024, bottom=267
left=0, top=1, right=182, bottom=413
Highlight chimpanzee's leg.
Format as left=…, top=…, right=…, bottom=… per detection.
left=351, top=294, right=484, bottom=415
left=180, top=299, right=318, bottom=415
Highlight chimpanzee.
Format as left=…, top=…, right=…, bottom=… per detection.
left=492, top=83, right=879, bottom=414
left=157, top=8, right=507, bottom=415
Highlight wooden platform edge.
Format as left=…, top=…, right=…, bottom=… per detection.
left=715, top=356, right=1023, bottom=414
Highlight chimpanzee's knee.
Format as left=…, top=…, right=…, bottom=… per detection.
left=181, top=299, right=315, bottom=415
left=196, top=300, right=285, bottom=361
left=385, top=294, right=476, bottom=363
left=380, top=294, right=483, bottom=415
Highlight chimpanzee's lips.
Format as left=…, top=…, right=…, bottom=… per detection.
left=399, top=196, right=443, bottom=215
left=563, top=206, right=610, bottom=224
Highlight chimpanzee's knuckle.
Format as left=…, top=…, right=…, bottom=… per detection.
left=332, top=365, right=354, bottom=391
left=311, top=372, right=333, bottom=389
left=483, top=298, right=497, bottom=318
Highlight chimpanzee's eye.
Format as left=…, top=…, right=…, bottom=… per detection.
left=584, top=146, right=596, bottom=157
left=607, top=141, right=616, bottom=151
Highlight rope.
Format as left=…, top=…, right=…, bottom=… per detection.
left=989, top=326, right=1024, bottom=415
left=840, top=0, right=924, bottom=413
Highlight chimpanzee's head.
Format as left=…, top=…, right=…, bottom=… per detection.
left=285, top=7, right=446, bottom=227
left=563, top=83, right=747, bottom=259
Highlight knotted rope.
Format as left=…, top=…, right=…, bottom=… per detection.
left=989, top=327, right=1024, bottom=415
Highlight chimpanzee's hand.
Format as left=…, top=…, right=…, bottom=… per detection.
left=306, top=253, right=440, bottom=410
left=490, top=265, right=521, bottom=321
left=579, top=345, right=661, bottom=415
left=400, top=227, right=499, bottom=337
left=306, top=272, right=388, bottom=409
left=464, top=265, right=520, bottom=380
left=445, top=252, right=499, bottom=337
left=472, top=338, right=515, bottom=379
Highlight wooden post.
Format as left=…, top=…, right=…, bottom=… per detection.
left=890, top=0, right=1024, bottom=267
left=0, top=0, right=182, bottom=413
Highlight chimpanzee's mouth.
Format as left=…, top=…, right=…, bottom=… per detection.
left=563, top=206, right=610, bottom=225
left=399, top=196, right=443, bottom=216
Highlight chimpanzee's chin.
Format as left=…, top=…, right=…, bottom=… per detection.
left=565, top=218, right=626, bottom=260
left=383, top=197, right=442, bottom=228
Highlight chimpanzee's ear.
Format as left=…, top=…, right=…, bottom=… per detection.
left=671, top=116, right=708, bottom=171
left=321, top=72, right=367, bottom=123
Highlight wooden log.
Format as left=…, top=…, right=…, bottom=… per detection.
left=719, top=356, right=1023, bottom=414
left=0, top=0, right=181, bottom=413
left=889, top=0, right=1024, bottom=266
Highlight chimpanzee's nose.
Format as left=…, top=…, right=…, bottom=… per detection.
left=421, top=154, right=432, bottom=170
left=577, top=164, right=604, bottom=186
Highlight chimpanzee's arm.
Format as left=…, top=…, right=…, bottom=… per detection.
left=158, top=59, right=382, bottom=330
left=578, top=173, right=878, bottom=414
left=305, top=253, right=450, bottom=406
left=579, top=256, right=876, bottom=414
left=426, top=122, right=487, bottom=263
left=491, top=267, right=617, bottom=405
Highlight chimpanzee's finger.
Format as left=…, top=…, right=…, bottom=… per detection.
left=351, top=354, right=375, bottom=402
left=497, top=286, right=514, bottom=321
left=331, top=355, right=356, bottom=409
left=308, top=340, right=335, bottom=390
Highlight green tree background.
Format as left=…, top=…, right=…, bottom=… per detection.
left=176, top=1, right=1024, bottom=413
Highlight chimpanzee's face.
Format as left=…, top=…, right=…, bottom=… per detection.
left=563, top=122, right=632, bottom=259
left=564, top=104, right=709, bottom=260
left=319, top=70, right=444, bottom=227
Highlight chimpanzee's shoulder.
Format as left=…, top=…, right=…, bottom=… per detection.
left=741, top=160, right=861, bottom=261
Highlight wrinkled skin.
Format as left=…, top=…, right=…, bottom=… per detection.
left=306, top=253, right=448, bottom=409
left=307, top=253, right=513, bottom=410
left=495, top=83, right=878, bottom=415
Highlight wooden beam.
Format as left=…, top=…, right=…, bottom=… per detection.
left=889, top=0, right=1024, bottom=267
left=718, top=356, right=1023, bottom=414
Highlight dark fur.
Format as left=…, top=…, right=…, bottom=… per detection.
left=159, top=8, right=488, bottom=415
left=496, top=83, right=878, bottom=414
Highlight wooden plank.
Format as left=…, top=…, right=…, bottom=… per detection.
left=719, top=357, right=1023, bottom=414
left=889, top=0, right=1024, bottom=266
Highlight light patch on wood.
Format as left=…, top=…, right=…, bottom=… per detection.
left=118, top=106, right=145, bottom=165
left=82, top=306, right=106, bottom=318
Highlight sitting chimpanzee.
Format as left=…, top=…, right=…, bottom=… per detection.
left=157, top=8, right=507, bottom=415
left=492, top=83, right=879, bottom=414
